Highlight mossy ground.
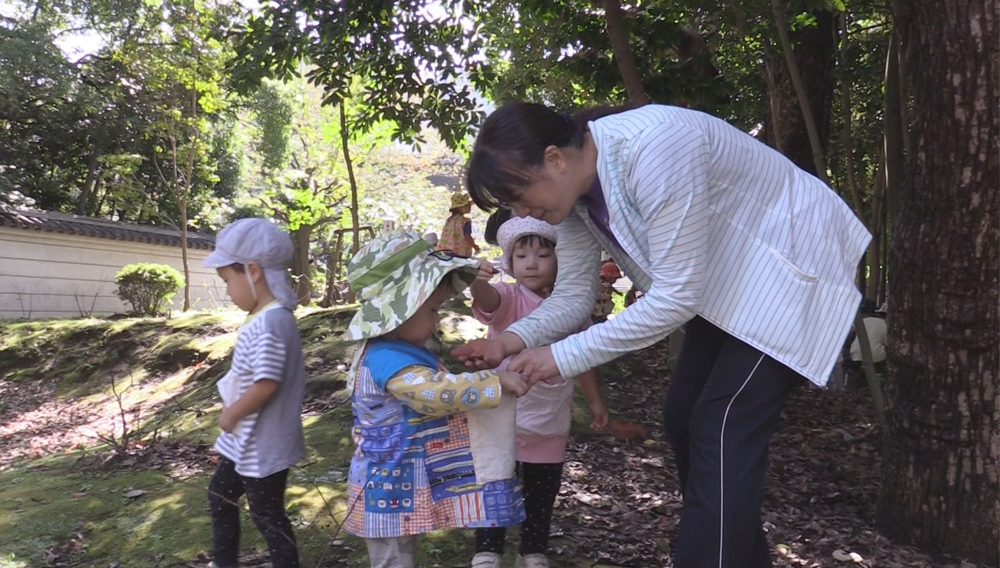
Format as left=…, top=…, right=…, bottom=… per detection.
left=0, top=301, right=619, bottom=567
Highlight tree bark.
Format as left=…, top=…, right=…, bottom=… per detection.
left=77, top=148, right=99, bottom=215
left=601, top=0, right=649, bottom=104
left=339, top=102, right=361, bottom=303
left=731, top=3, right=784, bottom=154
left=883, top=28, right=906, bottom=223
left=772, top=0, right=883, bottom=421
left=179, top=88, right=199, bottom=312
left=763, top=7, right=837, bottom=174
left=865, top=151, right=886, bottom=300
left=292, top=224, right=313, bottom=305
left=839, top=12, right=865, bottom=219
left=771, top=0, right=830, bottom=184
left=876, top=0, right=999, bottom=562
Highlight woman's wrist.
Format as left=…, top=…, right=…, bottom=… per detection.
left=498, top=332, right=527, bottom=357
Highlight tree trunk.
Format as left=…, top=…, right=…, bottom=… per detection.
left=731, top=3, right=784, bottom=154
left=601, top=0, right=649, bottom=104
left=77, top=148, right=99, bottom=215
left=322, top=231, right=345, bottom=307
left=883, top=28, right=906, bottom=223
left=878, top=202, right=889, bottom=304
left=339, top=102, right=361, bottom=303
left=180, top=89, right=199, bottom=313
left=876, top=0, right=999, bottom=562
left=892, top=0, right=914, bottom=159
left=838, top=12, right=866, bottom=219
left=292, top=224, right=313, bottom=305
left=865, top=151, right=886, bottom=300
left=771, top=0, right=831, bottom=184
left=772, top=0, right=883, bottom=420
left=763, top=7, right=837, bottom=175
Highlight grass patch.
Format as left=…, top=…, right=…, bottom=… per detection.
left=0, top=303, right=620, bottom=567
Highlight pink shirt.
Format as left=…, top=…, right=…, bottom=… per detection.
left=473, top=283, right=576, bottom=464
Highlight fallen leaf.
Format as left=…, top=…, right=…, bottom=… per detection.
left=833, top=549, right=853, bottom=562
left=124, top=489, right=145, bottom=498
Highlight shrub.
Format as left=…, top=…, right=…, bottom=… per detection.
left=114, top=263, right=185, bottom=317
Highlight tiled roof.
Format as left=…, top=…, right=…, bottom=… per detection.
left=0, top=209, right=216, bottom=250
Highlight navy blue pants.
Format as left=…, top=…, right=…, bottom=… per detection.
left=664, top=317, right=801, bottom=568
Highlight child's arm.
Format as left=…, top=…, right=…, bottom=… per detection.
left=576, top=370, right=609, bottom=430
left=220, top=379, right=279, bottom=433
left=470, top=259, right=501, bottom=313
left=386, top=366, right=527, bottom=417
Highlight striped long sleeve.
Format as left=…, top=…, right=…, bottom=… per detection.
left=549, top=124, right=711, bottom=378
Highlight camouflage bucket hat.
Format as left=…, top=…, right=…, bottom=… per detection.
left=346, top=230, right=480, bottom=340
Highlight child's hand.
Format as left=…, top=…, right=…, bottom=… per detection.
left=498, top=371, right=529, bottom=397
left=475, top=258, right=496, bottom=282
left=452, top=338, right=507, bottom=369
left=588, top=400, right=609, bottom=430
left=219, top=407, right=239, bottom=433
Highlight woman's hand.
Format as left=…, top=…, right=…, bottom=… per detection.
left=507, top=346, right=560, bottom=386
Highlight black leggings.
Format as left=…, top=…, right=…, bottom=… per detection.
left=476, top=461, right=563, bottom=556
left=208, top=457, right=299, bottom=568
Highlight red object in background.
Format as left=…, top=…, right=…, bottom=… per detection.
left=600, top=261, right=622, bottom=280
left=607, top=419, right=647, bottom=440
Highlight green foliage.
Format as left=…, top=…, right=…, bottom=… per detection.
left=114, top=263, right=185, bottom=317
left=0, top=0, right=239, bottom=230
left=229, top=0, right=484, bottom=149
left=251, top=82, right=293, bottom=173
left=470, top=1, right=738, bottom=118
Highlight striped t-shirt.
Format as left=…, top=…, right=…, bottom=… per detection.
left=215, top=303, right=305, bottom=478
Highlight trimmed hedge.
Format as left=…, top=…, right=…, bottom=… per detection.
left=114, top=263, right=185, bottom=317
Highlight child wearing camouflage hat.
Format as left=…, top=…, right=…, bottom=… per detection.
left=342, top=230, right=529, bottom=568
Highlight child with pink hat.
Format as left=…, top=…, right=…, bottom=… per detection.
left=468, top=216, right=609, bottom=568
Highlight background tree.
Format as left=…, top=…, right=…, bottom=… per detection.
left=876, top=0, right=998, bottom=562
left=133, top=0, right=232, bottom=310
left=470, top=0, right=735, bottom=119
left=248, top=80, right=346, bottom=304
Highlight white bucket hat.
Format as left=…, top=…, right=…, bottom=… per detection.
left=203, top=218, right=297, bottom=310
left=496, top=217, right=559, bottom=272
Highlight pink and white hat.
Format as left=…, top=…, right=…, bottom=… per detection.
left=496, top=216, right=559, bottom=272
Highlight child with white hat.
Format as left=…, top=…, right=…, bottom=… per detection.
left=342, top=230, right=529, bottom=568
left=469, top=217, right=609, bottom=568
left=202, top=218, right=305, bottom=568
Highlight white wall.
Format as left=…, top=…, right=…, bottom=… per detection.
left=0, top=227, right=229, bottom=319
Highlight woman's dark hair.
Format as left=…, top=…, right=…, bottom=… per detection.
left=466, top=102, right=636, bottom=210
left=513, top=234, right=556, bottom=252
left=484, top=207, right=512, bottom=245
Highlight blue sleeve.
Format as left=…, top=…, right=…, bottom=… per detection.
left=463, top=220, right=472, bottom=237
left=364, top=341, right=438, bottom=389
